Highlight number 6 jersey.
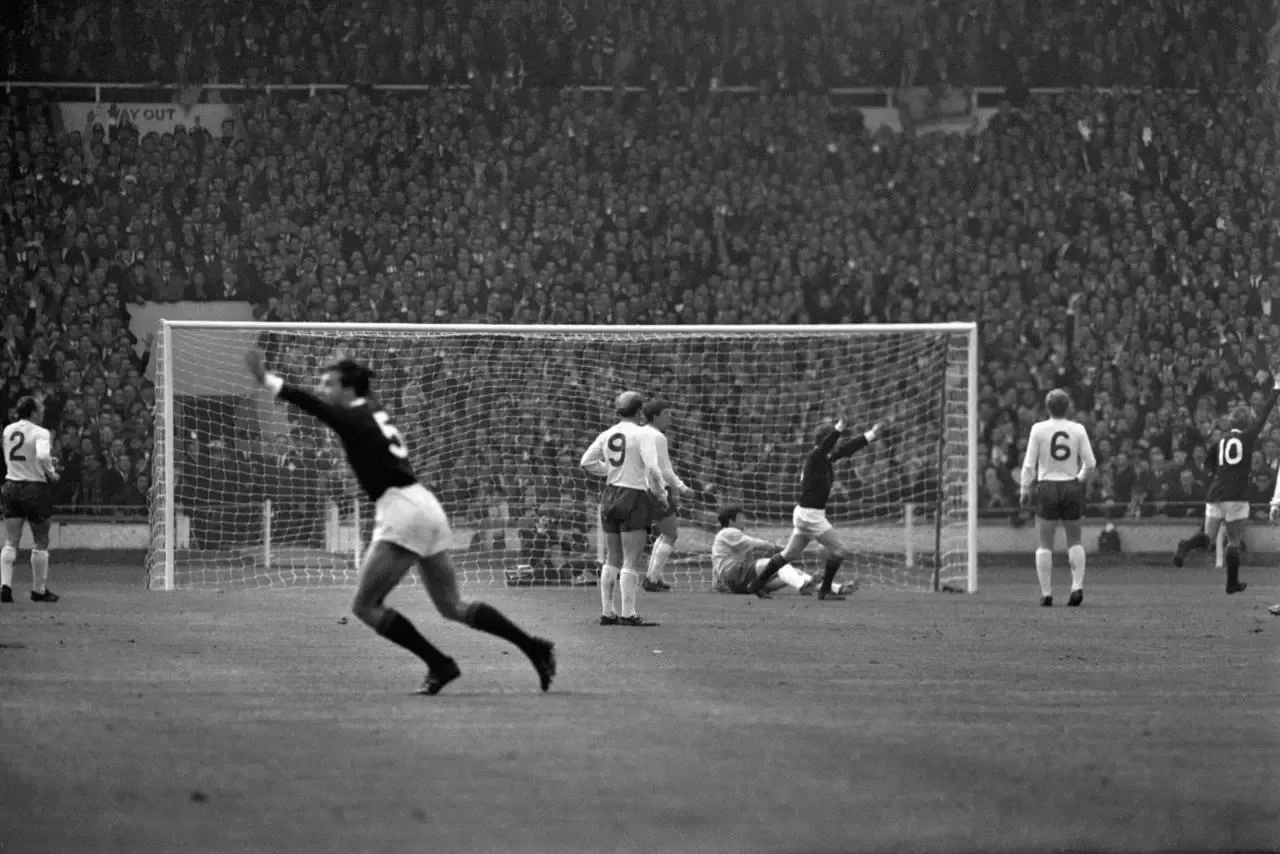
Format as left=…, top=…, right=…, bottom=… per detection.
left=1019, top=418, right=1097, bottom=489
left=1206, top=390, right=1278, bottom=502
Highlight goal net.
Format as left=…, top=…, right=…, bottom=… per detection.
left=147, top=323, right=977, bottom=593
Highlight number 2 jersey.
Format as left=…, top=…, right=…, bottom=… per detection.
left=580, top=420, right=661, bottom=493
left=273, top=381, right=417, bottom=502
left=1019, top=418, right=1096, bottom=489
left=1205, top=389, right=1278, bottom=502
left=3, top=419, right=54, bottom=482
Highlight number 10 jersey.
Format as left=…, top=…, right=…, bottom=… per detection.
left=1206, top=388, right=1278, bottom=503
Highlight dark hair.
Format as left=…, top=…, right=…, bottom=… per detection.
left=1045, top=389, right=1071, bottom=418
left=16, top=396, right=41, bottom=420
left=717, top=505, right=742, bottom=529
left=1229, top=406, right=1252, bottom=432
left=813, top=422, right=836, bottom=447
left=642, top=398, right=668, bottom=421
left=325, top=359, right=375, bottom=397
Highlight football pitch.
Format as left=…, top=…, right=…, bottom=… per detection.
left=1, top=560, right=1277, bottom=854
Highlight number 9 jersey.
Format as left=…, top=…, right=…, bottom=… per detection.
left=580, top=420, right=659, bottom=493
left=1019, top=418, right=1097, bottom=488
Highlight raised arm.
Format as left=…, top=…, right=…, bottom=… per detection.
left=830, top=421, right=883, bottom=463
left=1246, top=379, right=1280, bottom=442
left=653, top=432, right=690, bottom=494
left=580, top=431, right=609, bottom=477
left=245, top=350, right=358, bottom=437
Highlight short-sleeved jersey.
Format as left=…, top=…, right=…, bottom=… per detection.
left=1206, top=390, right=1278, bottom=502
left=3, top=419, right=54, bottom=483
left=277, top=385, right=417, bottom=502
left=1019, top=418, right=1096, bottom=488
left=580, top=420, right=659, bottom=492
left=638, top=424, right=687, bottom=493
left=711, top=526, right=771, bottom=586
left=798, top=427, right=871, bottom=510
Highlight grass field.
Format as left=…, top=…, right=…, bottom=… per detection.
left=2, top=559, right=1278, bottom=854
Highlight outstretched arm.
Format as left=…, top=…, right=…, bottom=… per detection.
left=246, top=350, right=357, bottom=436
left=1246, top=375, right=1280, bottom=442
left=830, top=420, right=884, bottom=463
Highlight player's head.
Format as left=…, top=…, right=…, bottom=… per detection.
left=1045, top=389, right=1071, bottom=419
left=1229, top=406, right=1252, bottom=432
left=717, top=505, right=743, bottom=529
left=319, top=359, right=375, bottom=404
left=615, top=390, right=644, bottom=419
left=15, top=396, right=42, bottom=423
left=642, top=398, right=672, bottom=431
left=813, top=421, right=837, bottom=447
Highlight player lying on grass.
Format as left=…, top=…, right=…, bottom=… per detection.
left=640, top=398, right=695, bottom=593
left=1174, top=369, right=1280, bottom=594
left=712, top=506, right=855, bottom=597
left=580, top=391, right=666, bottom=626
left=246, top=351, right=555, bottom=695
left=1019, top=388, right=1096, bottom=607
left=2, top=396, right=61, bottom=604
left=745, top=413, right=885, bottom=600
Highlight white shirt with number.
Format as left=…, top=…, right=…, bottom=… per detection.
left=1019, top=418, right=1096, bottom=489
left=580, top=420, right=662, bottom=493
left=3, top=419, right=54, bottom=482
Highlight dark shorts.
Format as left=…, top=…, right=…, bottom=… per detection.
left=652, top=488, right=678, bottom=522
left=1036, top=480, right=1084, bottom=522
left=719, top=558, right=757, bottom=594
left=599, top=485, right=652, bottom=534
left=2, top=480, right=53, bottom=526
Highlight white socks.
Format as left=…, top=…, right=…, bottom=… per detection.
left=1035, top=548, right=1052, bottom=597
left=646, top=536, right=675, bottom=583
left=777, top=564, right=810, bottom=590
left=32, top=549, right=49, bottom=594
left=619, top=569, right=639, bottom=617
left=0, top=545, right=14, bottom=588
left=1067, top=545, right=1085, bottom=593
left=600, top=565, right=620, bottom=616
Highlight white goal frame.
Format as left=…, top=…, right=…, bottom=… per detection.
left=153, top=321, right=980, bottom=593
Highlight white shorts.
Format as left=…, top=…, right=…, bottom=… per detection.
left=1205, top=501, right=1250, bottom=523
left=792, top=506, right=833, bottom=539
left=373, top=484, right=451, bottom=557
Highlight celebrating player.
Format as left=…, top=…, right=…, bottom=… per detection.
left=745, top=414, right=885, bottom=600
left=712, top=506, right=855, bottom=597
left=580, top=391, right=664, bottom=626
left=1019, top=388, right=1096, bottom=607
left=1270, top=476, right=1280, bottom=616
left=1176, top=372, right=1280, bottom=593
left=2, top=397, right=60, bottom=604
left=639, top=398, right=694, bottom=593
left=245, top=351, right=555, bottom=695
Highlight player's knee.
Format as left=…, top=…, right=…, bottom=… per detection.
left=350, top=593, right=383, bottom=625
left=32, top=537, right=50, bottom=551
left=436, top=595, right=468, bottom=623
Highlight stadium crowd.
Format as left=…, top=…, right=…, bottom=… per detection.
left=3, top=0, right=1280, bottom=533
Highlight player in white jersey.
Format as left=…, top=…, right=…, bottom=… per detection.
left=580, top=391, right=665, bottom=626
left=711, top=506, right=858, bottom=596
left=639, top=399, right=695, bottom=593
left=1019, top=389, right=1096, bottom=607
left=2, top=397, right=61, bottom=603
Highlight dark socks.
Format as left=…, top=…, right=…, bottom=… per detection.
left=748, top=554, right=788, bottom=593
left=465, top=602, right=535, bottom=653
left=1185, top=532, right=1211, bottom=552
left=377, top=610, right=452, bottom=670
left=1226, top=547, right=1240, bottom=587
left=820, top=557, right=843, bottom=593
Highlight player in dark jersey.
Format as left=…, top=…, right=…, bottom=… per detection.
left=246, top=350, right=555, bottom=695
left=745, top=414, right=886, bottom=600
left=1173, top=373, right=1280, bottom=594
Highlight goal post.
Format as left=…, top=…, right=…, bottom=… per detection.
left=147, top=321, right=979, bottom=594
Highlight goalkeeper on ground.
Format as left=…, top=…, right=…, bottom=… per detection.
left=711, top=506, right=854, bottom=597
